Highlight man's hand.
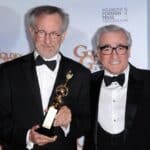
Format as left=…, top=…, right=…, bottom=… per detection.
left=54, top=106, right=72, bottom=128
left=29, top=125, right=57, bottom=146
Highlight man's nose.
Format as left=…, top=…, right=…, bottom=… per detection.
left=44, top=34, right=52, bottom=44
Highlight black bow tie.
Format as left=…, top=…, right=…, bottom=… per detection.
left=104, top=73, right=125, bottom=86
left=35, top=55, right=56, bottom=70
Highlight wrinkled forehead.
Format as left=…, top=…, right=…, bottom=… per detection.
left=99, top=31, right=128, bottom=46
left=33, top=14, right=63, bottom=32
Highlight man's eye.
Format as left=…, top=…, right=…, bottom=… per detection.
left=103, top=48, right=110, bottom=51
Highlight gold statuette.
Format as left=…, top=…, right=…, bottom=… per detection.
left=36, top=70, right=73, bottom=136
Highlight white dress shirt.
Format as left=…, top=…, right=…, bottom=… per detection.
left=35, top=52, right=60, bottom=113
left=98, top=65, right=129, bottom=134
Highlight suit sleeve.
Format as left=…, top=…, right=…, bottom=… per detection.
left=0, top=65, right=27, bottom=147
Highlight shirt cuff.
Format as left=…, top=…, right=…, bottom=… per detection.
left=26, top=129, right=34, bottom=150
left=61, top=124, right=70, bottom=137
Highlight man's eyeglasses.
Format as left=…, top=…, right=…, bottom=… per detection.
left=34, top=29, right=62, bottom=39
left=98, top=44, right=129, bottom=55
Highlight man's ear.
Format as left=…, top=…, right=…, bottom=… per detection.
left=95, top=49, right=102, bottom=64
left=61, top=31, right=67, bottom=41
left=127, top=48, right=131, bottom=58
left=29, top=27, right=33, bottom=35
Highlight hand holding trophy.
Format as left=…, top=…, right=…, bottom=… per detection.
left=36, top=70, right=73, bottom=137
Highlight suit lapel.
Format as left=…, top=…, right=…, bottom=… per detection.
left=125, top=65, right=143, bottom=138
left=48, top=55, right=69, bottom=106
left=91, top=71, right=104, bottom=143
left=21, top=53, right=44, bottom=119
left=92, top=72, right=104, bottom=120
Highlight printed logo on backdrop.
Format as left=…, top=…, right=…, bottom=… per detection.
left=0, top=52, right=21, bottom=63
left=73, top=45, right=100, bottom=72
left=102, top=7, right=128, bottom=23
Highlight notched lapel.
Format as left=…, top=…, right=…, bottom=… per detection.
left=48, top=56, right=69, bottom=106
left=91, top=71, right=104, bottom=139
left=21, top=54, right=44, bottom=119
left=125, top=66, right=144, bottom=139
left=92, top=71, right=104, bottom=114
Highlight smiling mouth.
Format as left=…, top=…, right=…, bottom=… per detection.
left=110, top=60, right=120, bottom=65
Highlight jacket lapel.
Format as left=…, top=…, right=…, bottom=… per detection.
left=92, top=71, right=104, bottom=121
left=125, top=65, right=143, bottom=139
left=21, top=53, right=44, bottom=120
left=91, top=71, right=104, bottom=144
left=48, top=55, right=69, bottom=106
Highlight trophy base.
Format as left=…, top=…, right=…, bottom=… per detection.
left=35, top=126, right=56, bottom=137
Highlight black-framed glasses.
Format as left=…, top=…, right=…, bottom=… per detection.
left=98, top=44, right=129, bottom=55
left=34, top=29, right=62, bottom=39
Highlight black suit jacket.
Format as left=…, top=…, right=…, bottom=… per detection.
left=0, top=53, right=91, bottom=150
left=84, top=64, right=150, bottom=150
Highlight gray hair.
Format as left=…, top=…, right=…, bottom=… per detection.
left=96, top=24, right=132, bottom=48
left=28, top=5, right=69, bottom=33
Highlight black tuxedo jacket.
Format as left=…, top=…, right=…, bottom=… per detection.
left=84, top=64, right=150, bottom=150
left=0, top=53, right=91, bottom=150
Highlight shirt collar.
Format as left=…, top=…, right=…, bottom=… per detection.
left=34, top=51, right=61, bottom=72
left=104, top=64, right=130, bottom=87
left=34, top=51, right=61, bottom=64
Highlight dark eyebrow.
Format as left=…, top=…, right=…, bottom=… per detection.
left=117, top=44, right=129, bottom=48
left=98, top=45, right=111, bottom=49
left=98, top=44, right=128, bottom=49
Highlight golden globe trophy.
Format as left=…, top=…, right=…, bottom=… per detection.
left=36, top=70, right=73, bottom=136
